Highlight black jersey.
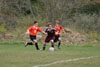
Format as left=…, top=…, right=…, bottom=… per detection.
left=44, top=28, right=57, bottom=37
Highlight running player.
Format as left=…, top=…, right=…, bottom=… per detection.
left=54, top=20, right=66, bottom=49
left=43, top=23, right=57, bottom=50
left=25, top=21, right=45, bottom=50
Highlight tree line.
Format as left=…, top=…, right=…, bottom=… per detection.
left=0, top=0, right=100, bottom=33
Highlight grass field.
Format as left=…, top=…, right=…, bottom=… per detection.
left=0, top=43, right=100, bottom=67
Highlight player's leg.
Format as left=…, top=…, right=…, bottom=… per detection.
left=25, top=35, right=35, bottom=47
left=43, top=42, right=47, bottom=50
left=27, top=41, right=35, bottom=45
left=58, top=37, right=61, bottom=49
left=25, top=42, right=34, bottom=47
left=33, top=40, right=40, bottom=50
left=43, top=36, right=50, bottom=50
left=54, top=35, right=61, bottom=49
left=54, top=35, right=58, bottom=43
left=51, top=40, right=54, bottom=48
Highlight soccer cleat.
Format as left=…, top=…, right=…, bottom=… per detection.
left=37, top=48, right=40, bottom=50
left=58, top=47, right=61, bottom=49
left=43, top=47, right=45, bottom=50
left=25, top=42, right=28, bottom=47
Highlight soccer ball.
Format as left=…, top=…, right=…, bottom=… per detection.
left=49, top=47, right=54, bottom=51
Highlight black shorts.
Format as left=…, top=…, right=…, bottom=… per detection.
left=54, top=35, right=60, bottom=42
left=30, top=35, right=36, bottom=41
left=45, top=36, right=55, bottom=43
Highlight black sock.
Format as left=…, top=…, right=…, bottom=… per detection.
left=43, top=47, right=45, bottom=50
left=51, top=43, right=54, bottom=47
left=35, top=43, right=39, bottom=50
left=27, top=42, right=33, bottom=45
left=43, top=44, right=46, bottom=50
left=58, top=41, right=61, bottom=47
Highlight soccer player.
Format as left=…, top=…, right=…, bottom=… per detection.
left=25, top=21, right=45, bottom=50
left=43, top=23, right=57, bottom=50
left=54, top=20, right=66, bottom=49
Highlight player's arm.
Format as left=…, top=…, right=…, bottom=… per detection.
left=60, top=26, right=66, bottom=34
left=25, top=27, right=31, bottom=34
left=42, top=31, right=47, bottom=35
left=38, top=27, right=47, bottom=35
left=53, top=28, right=57, bottom=32
left=25, top=30, right=30, bottom=34
left=62, top=29, right=66, bottom=34
left=43, top=28, right=48, bottom=35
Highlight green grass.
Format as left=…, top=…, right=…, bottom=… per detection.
left=0, top=43, right=100, bottom=67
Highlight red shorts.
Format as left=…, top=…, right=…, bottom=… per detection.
left=45, top=36, right=55, bottom=43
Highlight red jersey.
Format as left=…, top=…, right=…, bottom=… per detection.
left=28, top=26, right=42, bottom=36
left=54, top=25, right=63, bottom=35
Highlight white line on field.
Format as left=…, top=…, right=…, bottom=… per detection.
left=33, top=55, right=100, bottom=67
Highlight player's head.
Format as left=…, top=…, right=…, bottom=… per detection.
left=33, top=21, right=38, bottom=26
left=47, top=23, right=52, bottom=29
left=56, top=20, right=60, bottom=26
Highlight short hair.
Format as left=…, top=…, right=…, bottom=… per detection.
left=47, top=23, right=52, bottom=27
left=33, top=21, right=38, bottom=24
left=56, top=22, right=59, bottom=24
left=56, top=20, right=60, bottom=24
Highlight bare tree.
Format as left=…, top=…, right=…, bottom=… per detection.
left=37, top=0, right=88, bottom=24
left=27, top=0, right=34, bottom=17
left=0, top=0, right=32, bottom=29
